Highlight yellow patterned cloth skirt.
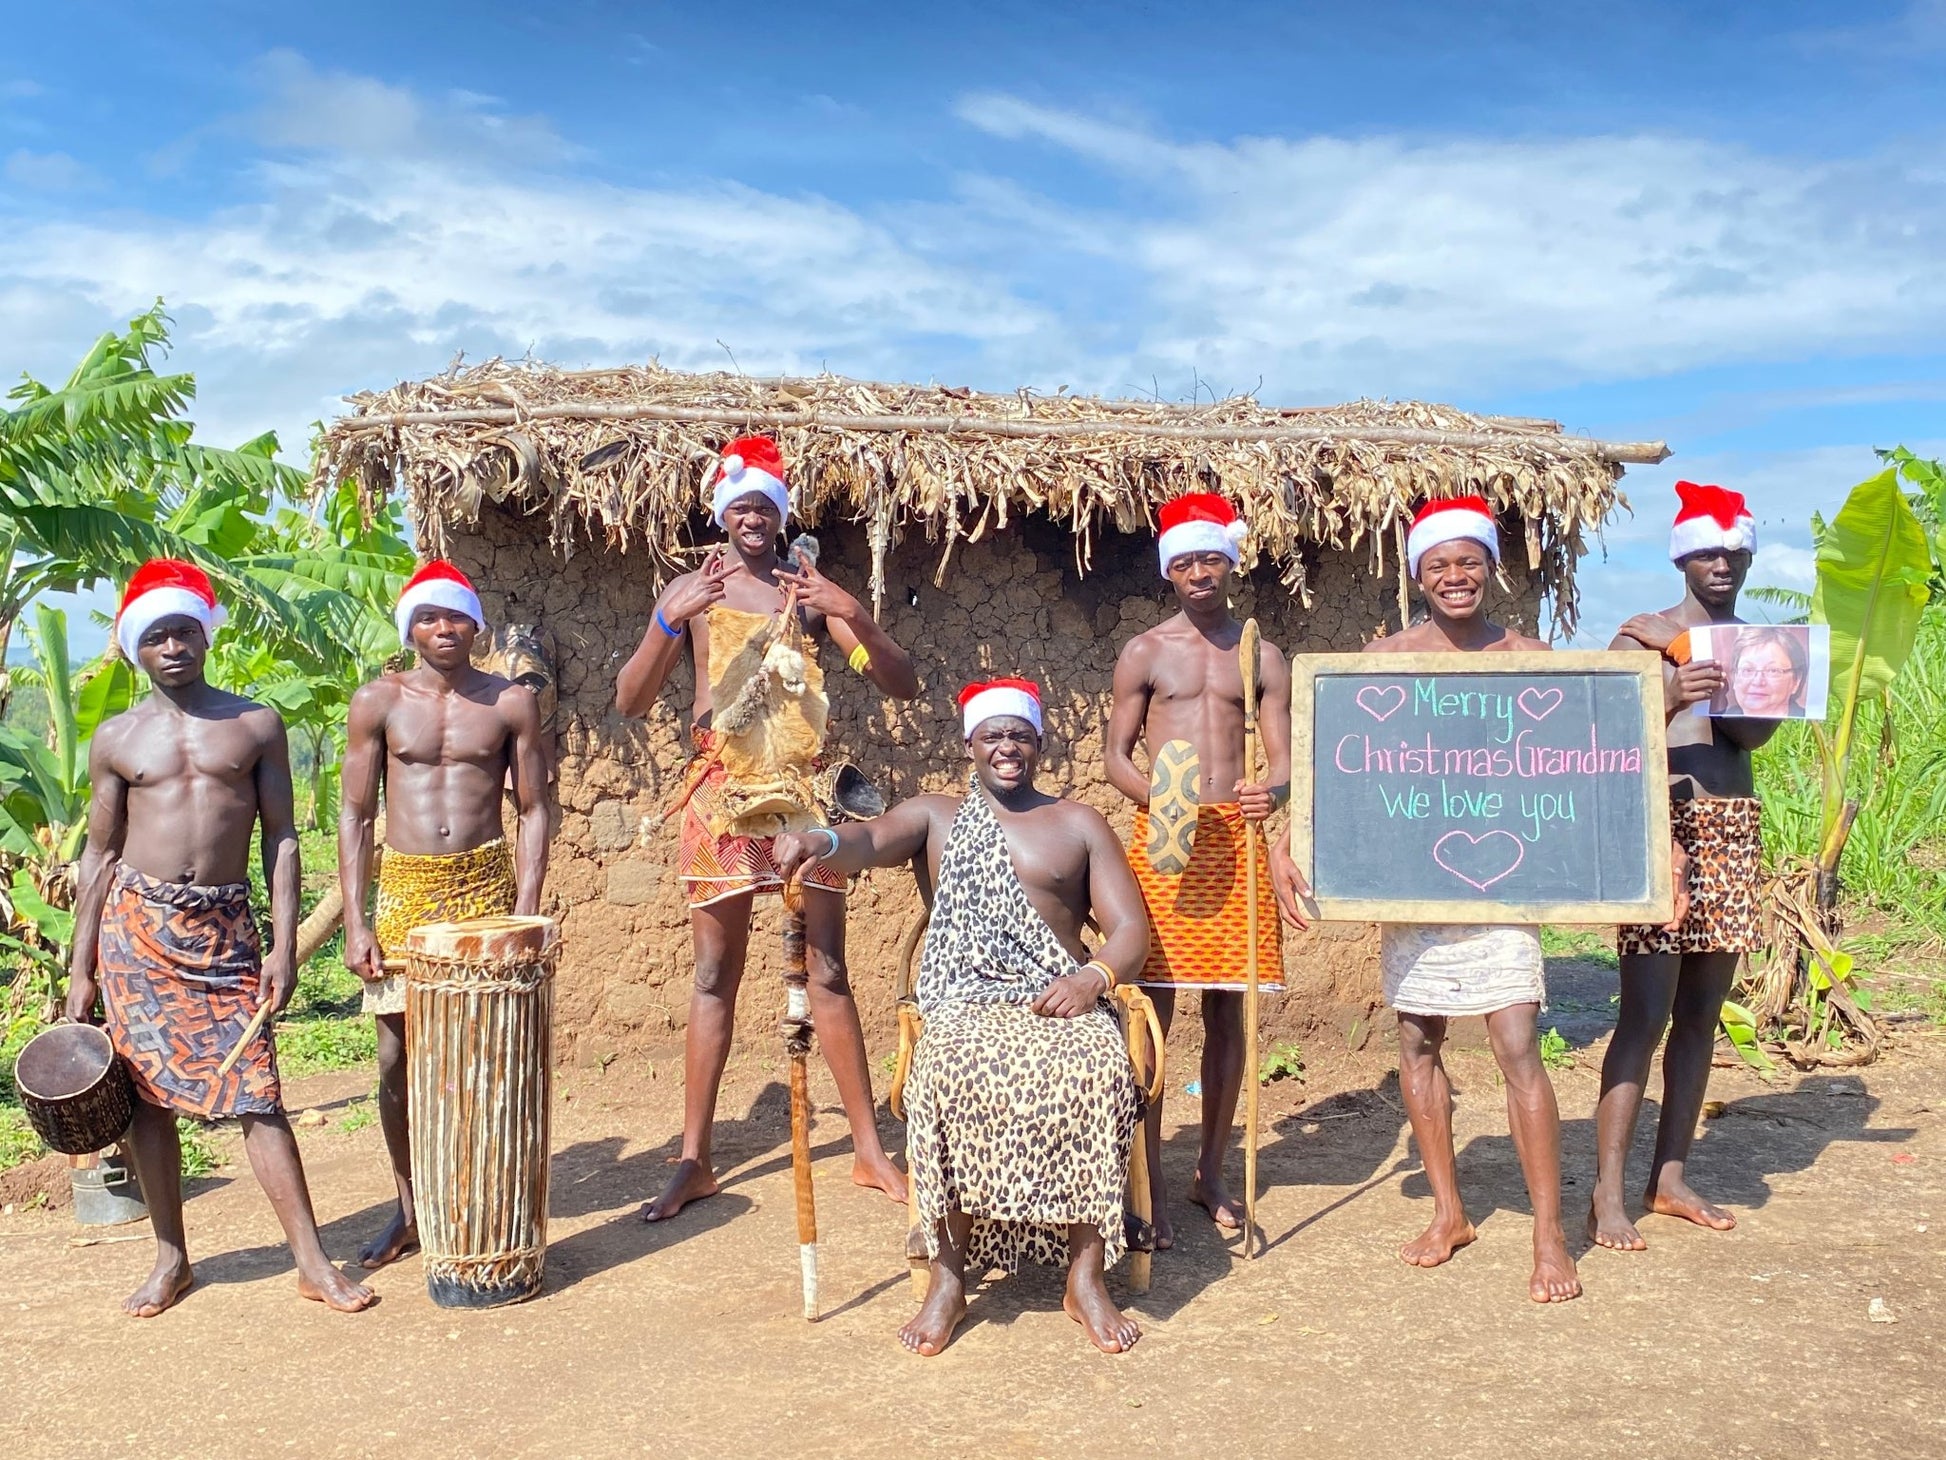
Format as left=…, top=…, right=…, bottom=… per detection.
left=1129, top=803, right=1282, bottom=991
left=362, top=838, right=518, bottom=1016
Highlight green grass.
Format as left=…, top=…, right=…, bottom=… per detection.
left=1877, top=975, right=1946, bottom=1026
left=0, top=1106, right=43, bottom=1173
left=1258, top=1041, right=1305, bottom=1084
left=337, top=1097, right=377, bottom=1134
left=1754, top=605, right=1946, bottom=942
left=176, top=1118, right=222, bottom=1178
left=1538, top=1027, right=1574, bottom=1070
left=1539, top=926, right=1619, bottom=969
left=276, top=1017, right=377, bottom=1077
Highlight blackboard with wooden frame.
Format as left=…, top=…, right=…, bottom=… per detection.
left=1289, top=650, right=1674, bottom=924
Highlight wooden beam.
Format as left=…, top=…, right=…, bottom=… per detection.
left=333, top=400, right=1670, bottom=465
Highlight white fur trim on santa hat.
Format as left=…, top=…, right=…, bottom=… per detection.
left=396, top=579, right=484, bottom=643
left=711, top=458, right=790, bottom=527
left=1669, top=513, right=1756, bottom=561
left=960, top=686, right=1042, bottom=739
left=1406, top=507, right=1499, bottom=579
left=1156, top=518, right=1248, bottom=576
left=116, top=587, right=223, bottom=663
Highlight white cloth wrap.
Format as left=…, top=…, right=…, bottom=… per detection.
left=1380, top=923, right=1546, bottom=1016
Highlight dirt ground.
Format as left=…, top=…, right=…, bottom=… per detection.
left=2, top=961, right=1940, bottom=1460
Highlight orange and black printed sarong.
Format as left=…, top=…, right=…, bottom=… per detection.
left=1129, top=803, right=1282, bottom=991
left=675, top=730, right=844, bottom=909
left=98, top=865, right=280, bottom=1118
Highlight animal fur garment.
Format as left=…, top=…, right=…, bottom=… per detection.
left=704, top=604, right=826, bottom=837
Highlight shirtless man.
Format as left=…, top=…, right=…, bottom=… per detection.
left=774, top=678, right=1150, bottom=1356
left=338, top=560, right=547, bottom=1268
left=615, top=436, right=918, bottom=1221
left=67, top=559, right=373, bottom=1316
left=1106, top=492, right=1289, bottom=1245
left=1366, top=497, right=1581, bottom=1303
left=1593, top=482, right=1774, bottom=1249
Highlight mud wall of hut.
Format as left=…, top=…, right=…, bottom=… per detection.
left=448, top=502, right=1546, bottom=1066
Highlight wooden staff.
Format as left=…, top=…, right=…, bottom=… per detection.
left=780, top=876, right=819, bottom=1320
left=1239, top=617, right=1263, bottom=1261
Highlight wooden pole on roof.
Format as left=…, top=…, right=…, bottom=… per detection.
left=334, top=401, right=1669, bottom=465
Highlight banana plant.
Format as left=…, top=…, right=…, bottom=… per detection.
left=1809, top=465, right=1933, bottom=900
left=0, top=606, right=136, bottom=1015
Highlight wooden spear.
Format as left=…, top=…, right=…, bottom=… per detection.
left=1239, top=617, right=1263, bottom=1261
left=780, top=876, right=819, bottom=1320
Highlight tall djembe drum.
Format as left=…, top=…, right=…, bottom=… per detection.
left=405, top=915, right=560, bottom=1308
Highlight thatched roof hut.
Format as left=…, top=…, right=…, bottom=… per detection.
left=318, top=362, right=1662, bottom=638
left=315, top=362, right=1661, bottom=1054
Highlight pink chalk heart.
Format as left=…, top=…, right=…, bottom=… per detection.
left=1431, top=830, right=1526, bottom=892
left=1356, top=684, right=1406, bottom=722
left=1517, top=686, right=1564, bottom=722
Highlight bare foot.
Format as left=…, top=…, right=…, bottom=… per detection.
left=1586, top=1189, right=1646, bottom=1252
left=297, top=1265, right=376, bottom=1312
left=899, top=1269, right=967, bottom=1357
left=1153, top=1207, right=1175, bottom=1252
left=123, top=1257, right=194, bottom=1318
left=355, top=1206, right=420, bottom=1269
left=1063, top=1270, right=1141, bottom=1353
left=639, top=1159, right=720, bottom=1222
left=1399, top=1212, right=1476, bottom=1268
left=1188, top=1173, right=1243, bottom=1231
left=1529, top=1227, right=1582, bottom=1303
left=851, top=1151, right=908, bottom=1204
left=1646, top=1178, right=1737, bottom=1231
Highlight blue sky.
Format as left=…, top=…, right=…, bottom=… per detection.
left=5, top=0, right=1943, bottom=649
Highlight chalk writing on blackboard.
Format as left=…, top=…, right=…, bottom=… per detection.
left=1291, top=651, right=1673, bottom=924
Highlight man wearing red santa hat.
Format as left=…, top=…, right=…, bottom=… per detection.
left=616, top=436, right=919, bottom=1223
left=1364, top=497, right=1583, bottom=1303
left=1593, top=482, right=1775, bottom=1252
left=770, top=679, right=1151, bottom=1356
left=337, top=559, right=549, bottom=1268
left=1105, top=491, right=1289, bottom=1246
left=67, top=559, right=374, bottom=1315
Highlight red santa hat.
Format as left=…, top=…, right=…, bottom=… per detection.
left=708, top=436, right=790, bottom=527
left=1406, top=495, right=1500, bottom=579
left=958, top=677, right=1043, bottom=740
left=116, top=558, right=224, bottom=663
left=1669, top=481, right=1756, bottom=561
left=1156, top=493, right=1249, bottom=577
left=395, top=560, right=485, bottom=644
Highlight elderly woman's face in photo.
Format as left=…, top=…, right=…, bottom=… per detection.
left=1732, top=638, right=1801, bottom=716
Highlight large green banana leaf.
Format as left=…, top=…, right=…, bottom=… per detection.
left=1812, top=467, right=1931, bottom=706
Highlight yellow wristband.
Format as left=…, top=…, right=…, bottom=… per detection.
left=848, top=644, right=872, bottom=673
left=1082, top=959, right=1115, bottom=993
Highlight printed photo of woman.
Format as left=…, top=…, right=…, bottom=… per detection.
left=1712, top=625, right=1811, bottom=718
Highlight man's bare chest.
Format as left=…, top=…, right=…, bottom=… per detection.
left=385, top=700, right=509, bottom=770
left=119, top=729, right=257, bottom=790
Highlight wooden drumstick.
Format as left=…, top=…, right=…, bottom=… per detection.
left=780, top=876, right=819, bottom=1321
left=1239, top=617, right=1263, bottom=1261
left=216, top=998, right=272, bottom=1078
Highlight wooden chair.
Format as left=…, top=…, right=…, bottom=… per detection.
left=888, top=914, right=1167, bottom=1298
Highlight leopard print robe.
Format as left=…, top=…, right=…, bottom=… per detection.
left=905, top=781, right=1137, bottom=1273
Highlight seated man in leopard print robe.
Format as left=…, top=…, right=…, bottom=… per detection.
left=774, top=678, right=1152, bottom=1356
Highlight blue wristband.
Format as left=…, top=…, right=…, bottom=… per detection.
left=819, top=827, right=841, bottom=857
left=654, top=609, right=681, bottom=639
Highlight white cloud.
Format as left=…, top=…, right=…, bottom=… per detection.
left=245, top=50, right=576, bottom=166
left=0, top=80, right=43, bottom=101
left=956, top=95, right=1946, bottom=397
left=5, top=148, right=95, bottom=191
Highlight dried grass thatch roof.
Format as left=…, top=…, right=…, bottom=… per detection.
left=314, top=361, right=1666, bottom=635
